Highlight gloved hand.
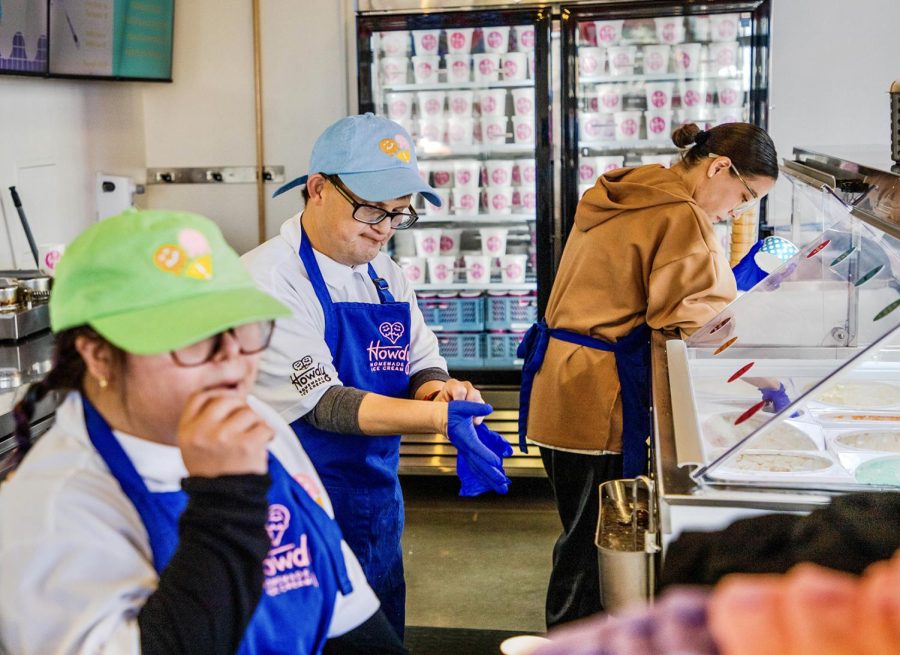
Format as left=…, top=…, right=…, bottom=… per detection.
left=731, top=240, right=767, bottom=291
left=760, top=383, right=791, bottom=413
left=457, top=422, right=513, bottom=497
left=447, top=401, right=511, bottom=495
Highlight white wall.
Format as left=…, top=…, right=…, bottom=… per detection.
left=0, top=78, right=146, bottom=268
left=141, top=0, right=350, bottom=254
left=766, top=0, right=900, bottom=223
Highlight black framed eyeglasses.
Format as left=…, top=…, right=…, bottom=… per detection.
left=170, top=320, right=276, bottom=367
left=326, top=175, right=419, bottom=230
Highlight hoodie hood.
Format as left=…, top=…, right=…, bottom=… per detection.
left=576, top=165, right=698, bottom=232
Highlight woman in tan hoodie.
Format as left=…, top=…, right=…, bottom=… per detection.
left=517, top=122, right=779, bottom=628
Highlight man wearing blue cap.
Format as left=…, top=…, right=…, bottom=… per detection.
left=243, top=114, right=511, bottom=639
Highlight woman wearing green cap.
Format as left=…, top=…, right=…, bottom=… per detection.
left=0, top=209, right=406, bottom=654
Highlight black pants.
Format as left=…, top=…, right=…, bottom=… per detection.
left=539, top=447, right=623, bottom=629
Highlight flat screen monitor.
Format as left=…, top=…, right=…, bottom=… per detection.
left=0, top=0, right=173, bottom=81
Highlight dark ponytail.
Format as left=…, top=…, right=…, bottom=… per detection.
left=6, top=327, right=116, bottom=469
left=672, top=122, right=779, bottom=180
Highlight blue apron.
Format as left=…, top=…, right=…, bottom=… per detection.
left=516, top=321, right=651, bottom=478
left=82, top=397, right=353, bottom=655
left=290, top=226, right=410, bottom=639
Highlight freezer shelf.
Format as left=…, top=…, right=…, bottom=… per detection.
left=417, top=213, right=535, bottom=224
left=385, top=80, right=534, bottom=93
left=579, top=72, right=743, bottom=84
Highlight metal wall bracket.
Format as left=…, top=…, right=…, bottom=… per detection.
left=146, top=166, right=285, bottom=185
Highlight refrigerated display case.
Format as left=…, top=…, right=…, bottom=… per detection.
left=355, top=3, right=553, bottom=475
left=653, top=166, right=900, bottom=550
left=560, top=1, right=771, bottom=259
left=353, top=0, right=773, bottom=476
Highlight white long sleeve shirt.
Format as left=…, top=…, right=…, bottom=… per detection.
left=0, top=392, right=379, bottom=655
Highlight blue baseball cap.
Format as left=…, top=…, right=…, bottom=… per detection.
left=273, top=113, right=442, bottom=207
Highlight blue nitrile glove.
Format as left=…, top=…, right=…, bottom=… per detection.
left=457, top=422, right=513, bottom=497
left=731, top=240, right=767, bottom=291
left=761, top=383, right=791, bottom=413
left=447, top=401, right=511, bottom=495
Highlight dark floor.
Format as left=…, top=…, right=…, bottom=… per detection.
left=401, top=475, right=560, bottom=640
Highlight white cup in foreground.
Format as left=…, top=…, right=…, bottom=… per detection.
left=430, top=162, right=454, bottom=188
left=481, top=116, right=509, bottom=146
left=444, top=54, right=471, bottom=83
left=477, top=88, right=507, bottom=116
left=453, top=159, right=481, bottom=189
left=411, top=29, right=440, bottom=55
left=447, top=89, right=474, bottom=116
left=485, top=187, right=514, bottom=216
left=515, top=158, right=536, bottom=185
left=473, top=53, right=501, bottom=83
left=440, top=228, right=463, bottom=255
left=500, top=254, right=528, bottom=284
left=398, top=256, right=426, bottom=285
left=414, top=228, right=442, bottom=256
left=708, top=41, right=739, bottom=71
left=412, top=55, right=441, bottom=84
left=642, top=44, right=671, bottom=74
left=502, top=52, right=528, bottom=81
left=385, top=91, right=414, bottom=120
left=482, top=25, right=511, bottom=54
left=417, top=90, right=446, bottom=117
left=578, top=46, right=605, bottom=78
left=512, top=25, right=535, bottom=52
left=653, top=16, right=686, bottom=44
left=451, top=187, right=480, bottom=214
left=613, top=110, right=642, bottom=142
left=645, top=81, right=675, bottom=110
left=710, top=13, right=740, bottom=42
left=512, top=116, right=535, bottom=145
left=380, top=57, right=409, bottom=85
left=596, top=84, right=623, bottom=113
left=673, top=42, right=702, bottom=74
left=716, top=78, right=744, bottom=107
left=427, top=256, right=457, bottom=284
left=445, top=27, right=475, bottom=54
left=464, top=255, right=491, bottom=284
left=594, top=20, right=624, bottom=46
left=447, top=117, right=474, bottom=146
left=606, top=45, right=636, bottom=75
left=644, top=109, right=672, bottom=141
left=379, top=31, right=410, bottom=56
left=38, top=243, right=66, bottom=276
left=511, top=87, right=535, bottom=116
left=480, top=227, right=509, bottom=254
left=485, top=160, right=515, bottom=187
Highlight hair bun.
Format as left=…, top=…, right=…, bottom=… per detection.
left=672, top=122, right=703, bottom=149
left=693, top=130, right=709, bottom=146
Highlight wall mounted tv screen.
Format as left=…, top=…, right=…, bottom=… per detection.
left=0, top=0, right=173, bottom=81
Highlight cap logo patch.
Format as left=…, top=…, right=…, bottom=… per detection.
left=153, top=229, right=214, bottom=280
left=379, top=134, right=411, bottom=164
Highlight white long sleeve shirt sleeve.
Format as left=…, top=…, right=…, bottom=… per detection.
left=242, top=215, right=447, bottom=424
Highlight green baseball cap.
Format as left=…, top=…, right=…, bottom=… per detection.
left=50, top=208, right=290, bottom=355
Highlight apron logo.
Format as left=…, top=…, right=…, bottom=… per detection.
left=379, top=321, right=405, bottom=344
left=290, top=356, right=332, bottom=396
left=262, top=522, right=320, bottom=596
left=266, top=504, right=291, bottom=547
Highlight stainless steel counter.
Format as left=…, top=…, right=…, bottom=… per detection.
left=0, top=329, right=58, bottom=477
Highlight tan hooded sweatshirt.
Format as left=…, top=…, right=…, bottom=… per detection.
left=527, top=165, right=736, bottom=452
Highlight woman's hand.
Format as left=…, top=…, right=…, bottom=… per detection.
left=177, top=390, right=273, bottom=477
